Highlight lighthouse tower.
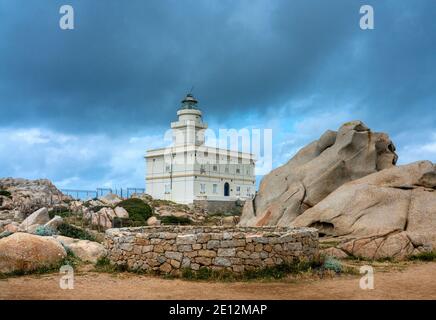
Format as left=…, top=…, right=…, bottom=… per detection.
left=171, top=94, right=207, bottom=146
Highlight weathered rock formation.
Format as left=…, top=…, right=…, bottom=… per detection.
left=240, top=121, right=397, bottom=227
left=0, top=178, right=70, bottom=216
left=292, top=161, right=436, bottom=260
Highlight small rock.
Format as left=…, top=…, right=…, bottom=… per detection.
left=3, top=223, right=20, bottom=233
left=321, top=247, right=349, bottom=259
left=114, top=206, right=129, bottom=219
left=44, top=216, right=64, bottom=230
left=147, top=216, right=160, bottom=226
left=99, top=193, right=122, bottom=206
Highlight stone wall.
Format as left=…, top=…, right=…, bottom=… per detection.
left=105, top=226, right=318, bottom=274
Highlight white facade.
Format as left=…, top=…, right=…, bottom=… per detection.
left=145, top=94, right=256, bottom=204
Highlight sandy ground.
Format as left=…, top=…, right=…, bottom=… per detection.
left=1, top=262, right=435, bottom=300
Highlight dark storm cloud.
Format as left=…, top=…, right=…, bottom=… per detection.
left=0, top=0, right=435, bottom=137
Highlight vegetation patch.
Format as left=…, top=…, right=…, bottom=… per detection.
left=117, top=198, right=153, bottom=222
left=94, top=256, right=127, bottom=273
left=0, top=249, right=80, bottom=279
left=160, top=215, right=192, bottom=225
left=112, top=217, right=148, bottom=228
left=57, top=223, right=96, bottom=241
left=34, top=225, right=57, bottom=237
left=49, top=208, right=72, bottom=219
left=409, top=251, right=436, bottom=262
left=0, top=231, right=13, bottom=239
left=322, top=257, right=342, bottom=273
left=0, top=189, right=11, bottom=198
left=180, top=260, right=323, bottom=282
left=151, top=199, right=190, bottom=211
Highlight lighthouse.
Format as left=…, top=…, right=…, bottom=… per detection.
left=145, top=93, right=256, bottom=205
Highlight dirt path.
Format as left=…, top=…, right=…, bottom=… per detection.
left=1, top=262, right=435, bottom=300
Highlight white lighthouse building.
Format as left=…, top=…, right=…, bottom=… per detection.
left=145, top=93, right=256, bottom=205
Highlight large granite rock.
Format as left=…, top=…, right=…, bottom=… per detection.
left=54, top=236, right=106, bottom=264
left=240, top=121, right=397, bottom=227
left=291, top=161, right=436, bottom=260
left=0, top=233, right=67, bottom=274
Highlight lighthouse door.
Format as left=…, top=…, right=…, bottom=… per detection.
left=224, top=182, right=230, bottom=197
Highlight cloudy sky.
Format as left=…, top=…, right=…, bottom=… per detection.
left=0, top=0, right=435, bottom=190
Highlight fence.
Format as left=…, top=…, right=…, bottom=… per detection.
left=61, top=188, right=146, bottom=200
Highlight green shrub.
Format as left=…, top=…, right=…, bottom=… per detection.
left=0, top=231, right=12, bottom=239
left=94, top=256, right=127, bottom=273
left=0, top=190, right=11, bottom=198
left=196, top=267, right=213, bottom=280
left=180, top=261, right=321, bottom=281
left=409, top=251, right=436, bottom=261
left=117, top=198, right=152, bottom=222
left=243, top=260, right=318, bottom=280
left=57, top=223, right=95, bottom=241
left=49, top=209, right=72, bottom=219
left=89, top=206, right=106, bottom=213
left=34, top=225, right=57, bottom=236
left=160, top=215, right=192, bottom=225
left=323, top=257, right=342, bottom=273
left=151, top=199, right=190, bottom=211
left=112, top=217, right=147, bottom=228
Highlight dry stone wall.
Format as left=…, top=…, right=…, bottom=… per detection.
left=105, top=226, right=318, bottom=274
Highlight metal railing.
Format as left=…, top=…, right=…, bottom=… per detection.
left=61, top=188, right=146, bottom=200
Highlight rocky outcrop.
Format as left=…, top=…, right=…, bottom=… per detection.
left=91, top=208, right=113, bottom=229
left=0, top=233, right=67, bottom=274
left=240, top=121, right=397, bottom=227
left=0, top=178, right=70, bottom=215
left=291, top=161, right=436, bottom=260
